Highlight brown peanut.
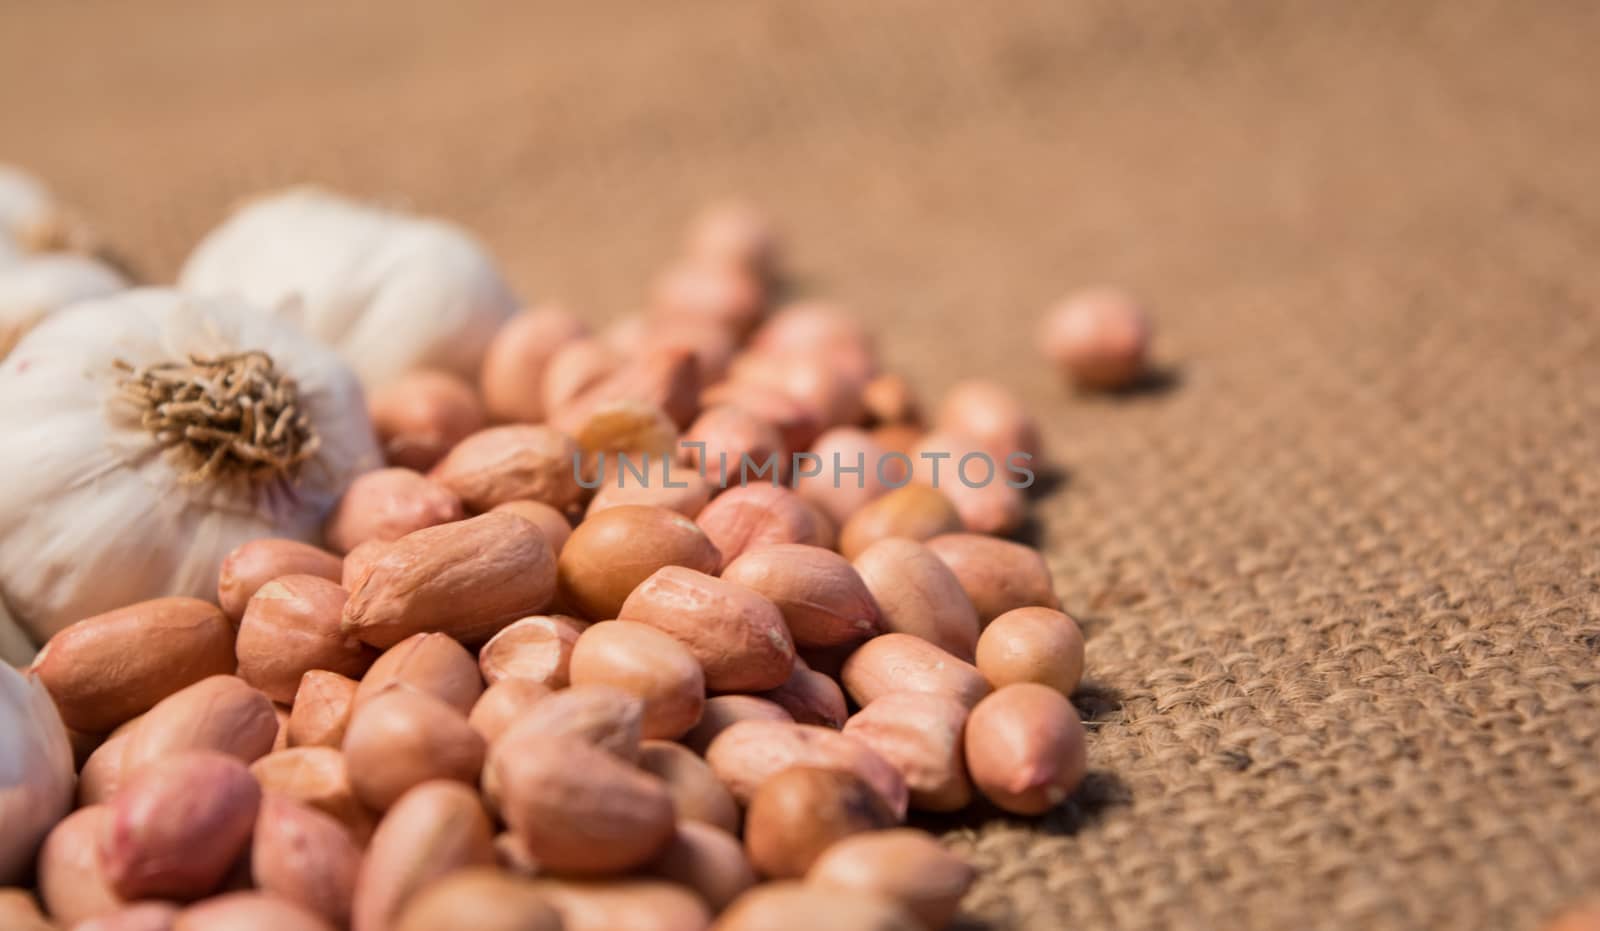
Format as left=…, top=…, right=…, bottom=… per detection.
left=0, top=889, right=54, bottom=931
left=793, top=427, right=898, bottom=525
left=683, top=405, right=787, bottom=488
left=528, top=879, right=711, bottom=931
left=839, top=485, right=963, bottom=560
left=342, top=511, right=557, bottom=648
left=908, top=431, right=1026, bottom=536
left=395, top=867, right=563, bottom=931
left=100, top=751, right=261, bottom=900
left=542, top=338, right=620, bottom=417
left=38, top=806, right=125, bottom=926
left=974, top=607, right=1084, bottom=696
left=355, top=631, right=483, bottom=714
left=175, top=893, right=335, bottom=931
left=427, top=424, right=583, bottom=513
left=618, top=567, right=795, bottom=692
left=650, top=258, right=765, bottom=338
left=558, top=505, right=721, bottom=620
left=698, top=381, right=823, bottom=454
left=324, top=468, right=465, bottom=554
left=351, top=781, right=495, bottom=931
left=745, top=766, right=896, bottom=878
left=925, top=534, right=1060, bottom=626
left=759, top=659, right=848, bottom=728
left=569, top=621, right=705, bottom=740
left=32, top=597, right=235, bottom=734
left=934, top=379, right=1041, bottom=460
left=705, top=720, right=908, bottom=817
left=252, top=794, right=360, bottom=927
left=861, top=372, right=920, bottom=426
left=342, top=540, right=390, bottom=590
left=218, top=539, right=343, bottom=623
left=680, top=695, right=793, bottom=756
left=286, top=671, right=359, bottom=749
left=684, top=200, right=779, bottom=280
left=480, top=305, right=589, bottom=424
left=843, top=692, right=973, bottom=812
left=693, top=485, right=829, bottom=569
left=637, top=740, right=741, bottom=835
left=250, top=748, right=376, bottom=846
left=806, top=829, right=975, bottom=931
left=964, top=683, right=1087, bottom=815
left=714, top=880, right=920, bottom=931
left=840, top=634, right=990, bottom=709
left=238, top=576, right=374, bottom=703
left=554, top=346, right=700, bottom=432
left=369, top=369, right=487, bottom=473
left=721, top=544, right=881, bottom=648
left=727, top=351, right=864, bottom=431
left=490, top=500, right=574, bottom=555
left=1039, top=287, right=1151, bottom=390
left=478, top=616, right=585, bottom=689
left=491, top=735, right=676, bottom=876
left=467, top=678, right=554, bottom=744
left=647, top=822, right=756, bottom=912
left=852, top=539, right=980, bottom=661
left=489, top=684, right=643, bottom=763
left=73, top=902, right=181, bottom=931
left=343, top=689, right=486, bottom=811
left=572, top=398, right=680, bottom=466
left=586, top=456, right=712, bottom=519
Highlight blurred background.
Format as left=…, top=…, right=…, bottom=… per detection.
left=5, top=2, right=1599, bottom=929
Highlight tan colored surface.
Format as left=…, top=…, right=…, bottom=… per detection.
left=6, top=1, right=1600, bottom=928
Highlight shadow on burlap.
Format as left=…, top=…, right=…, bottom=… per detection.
left=4, top=1, right=1599, bottom=928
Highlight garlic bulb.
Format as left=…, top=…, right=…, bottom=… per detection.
left=0, top=288, right=380, bottom=644
left=0, top=253, right=127, bottom=358
left=0, top=663, right=73, bottom=884
left=179, top=187, right=519, bottom=388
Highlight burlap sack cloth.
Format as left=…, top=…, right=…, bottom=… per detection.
left=5, top=1, right=1597, bottom=927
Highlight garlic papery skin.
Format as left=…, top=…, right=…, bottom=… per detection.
left=0, top=593, right=34, bottom=667
left=0, top=663, right=73, bottom=884
left=178, top=187, right=520, bottom=389
left=0, top=288, right=381, bottom=644
left=0, top=253, right=127, bottom=359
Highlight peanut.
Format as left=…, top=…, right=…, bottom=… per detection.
left=480, top=305, right=589, bottom=424
left=350, top=781, right=495, bottom=931
left=73, top=902, right=181, bottom=931
left=490, top=735, right=675, bottom=876
left=618, top=567, right=795, bottom=692
left=569, top=621, right=705, bottom=740
left=31, top=597, right=234, bottom=734
left=490, top=500, right=573, bottom=556
left=477, top=615, right=585, bottom=689
left=758, top=659, right=848, bottom=728
left=467, top=679, right=553, bottom=744
left=698, top=381, right=822, bottom=454
left=542, top=338, right=620, bottom=418
left=369, top=369, right=486, bottom=472
left=571, top=398, right=680, bottom=466
left=427, top=425, right=584, bottom=513
left=324, top=468, right=465, bottom=554
left=552, top=346, right=700, bottom=432
left=934, top=379, right=1041, bottom=460
left=925, top=534, right=1060, bottom=626
left=356, top=631, right=483, bottom=714
left=647, top=822, right=756, bottom=912
left=342, top=540, right=389, bottom=590
left=745, top=766, right=896, bottom=879
left=852, top=539, right=980, bottom=661
left=840, top=634, right=990, bottom=710
left=558, top=505, right=721, bottom=620
left=806, top=829, right=975, bottom=931
left=286, top=671, right=359, bottom=749
left=38, top=807, right=124, bottom=926
left=721, top=543, right=881, bottom=648
left=1039, top=287, right=1151, bottom=390
left=908, top=431, right=1025, bottom=536
left=843, top=692, right=972, bottom=812
left=238, top=576, right=374, bottom=703
left=218, top=539, right=342, bottom=623
left=705, top=720, right=908, bottom=818
left=0, top=889, right=55, bottom=931
left=342, top=511, right=557, bottom=648
left=694, top=485, right=829, bottom=569
left=682, top=405, right=787, bottom=488
left=793, top=427, right=897, bottom=525
left=680, top=695, right=793, bottom=756
left=587, top=457, right=712, bottom=520
left=748, top=302, right=874, bottom=382
left=100, top=751, right=261, bottom=900
left=974, top=607, right=1084, bottom=696
left=528, top=879, right=710, bottom=931
left=714, top=881, right=920, bottom=931
left=250, top=748, right=376, bottom=846
left=488, top=684, right=643, bottom=763
left=839, top=485, right=963, bottom=561
left=650, top=258, right=766, bottom=338
left=683, top=200, right=780, bottom=281
left=343, top=689, right=486, bottom=811
left=175, top=893, right=335, bottom=931
left=861, top=372, right=920, bottom=426
left=964, top=683, right=1087, bottom=815
left=637, top=740, right=741, bottom=835
left=395, top=867, right=562, bottom=931
left=726, top=351, right=863, bottom=431
left=252, top=795, right=360, bottom=927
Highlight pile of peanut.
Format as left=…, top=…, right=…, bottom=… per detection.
left=12, top=205, right=1101, bottom=931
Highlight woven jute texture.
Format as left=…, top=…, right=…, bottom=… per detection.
left=5, top=1, right=1599, bottom=928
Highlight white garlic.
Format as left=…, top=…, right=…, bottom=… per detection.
left=0, top=165, right=59, bottom=249
left=0, top=288, right=381, bottom=644
left=178, top=187, right=520, bottom=388
left=0, top=663, right=73, bottom=884
left=0, top=253, right=127, bottom=359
